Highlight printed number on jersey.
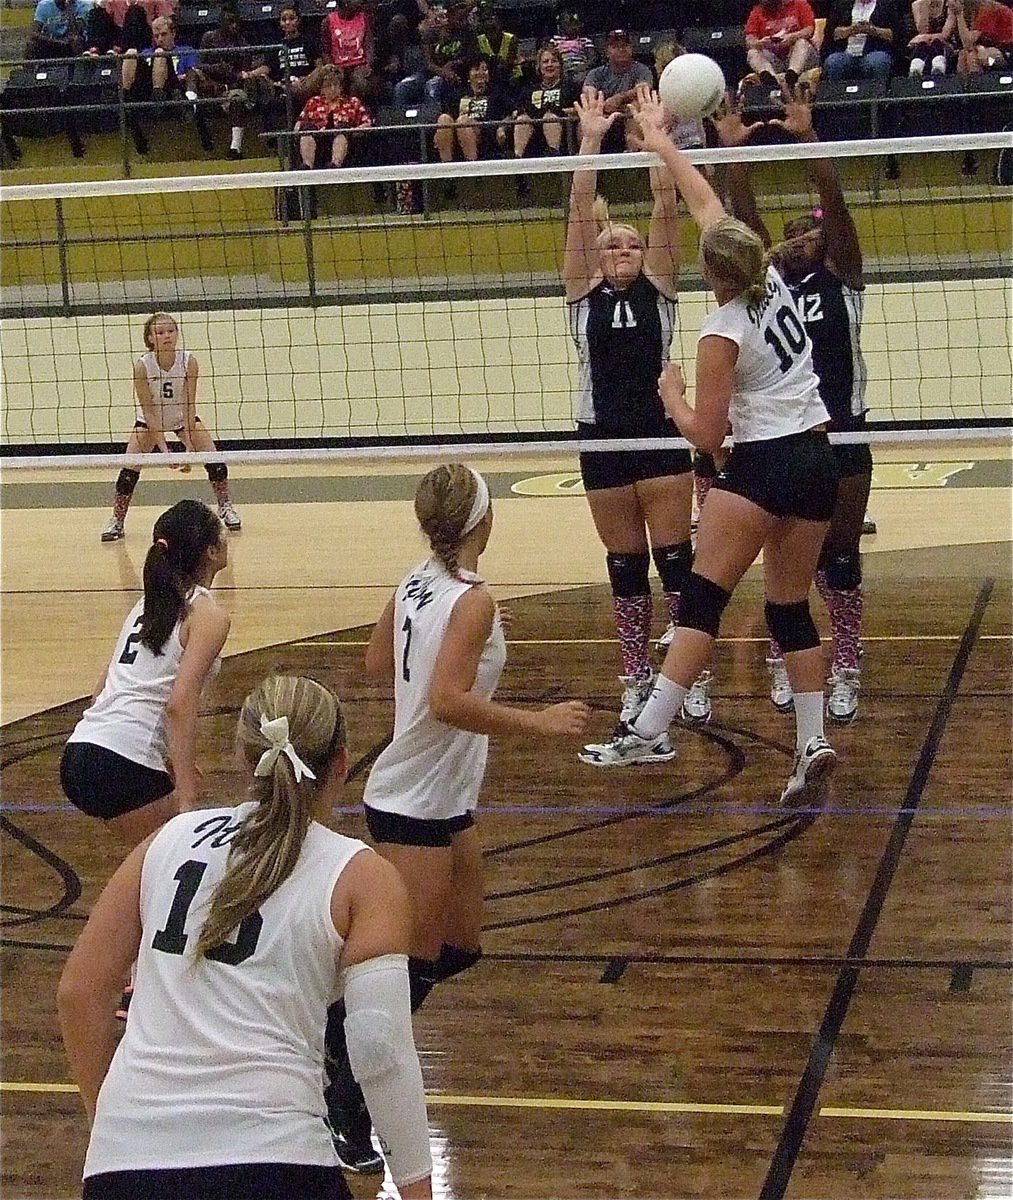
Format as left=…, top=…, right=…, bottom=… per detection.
left=118, top=615, right=144, bottom=665
left=152, top=859, right=263, bottom=964
left=765, top=304, right=808, bottom=374
left=162, top=381, right=174, bottom=399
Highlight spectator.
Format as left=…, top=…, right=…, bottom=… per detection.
left=822, top=0, right=900, bottom=82
left=27, top=0, right=93, bottom=59
left=321, top=0, right=374, bottom=94
left=190, top=6, right=275, bottom=158
left=421, top=1, right=479, bottom=114
left=294, top=63, right=372, bottom=167
left=474, top=1, right=521, bottom=94
left=377, top=12, right=428, bottom=105
left=273, top=6, right=326, bottom=106
left=122, top=15, right=198, bottom=103
left=582, top=29, right=654, bottom=152
left=510, top=44, right=577, bottom=160
left=86, top=0, right=168, bottom=54
left=953, top=0, right=1013, bottom=73
left=906, top=0, right=957, bottom=74
left=434, top=55, right=511, bottom=170
left=744, top=0, right=821, bottom=86
left=549, top=10, right=596, bottom=86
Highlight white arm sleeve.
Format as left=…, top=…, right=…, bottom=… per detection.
left=342, top=953, right=433, bottom=1189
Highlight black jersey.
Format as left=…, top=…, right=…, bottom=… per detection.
left=787, top=265, right=867, bottom=428
left=568, top=273, right=678, bottom=436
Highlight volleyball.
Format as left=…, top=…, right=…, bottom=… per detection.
left=658, top=54, right=726, bottom=121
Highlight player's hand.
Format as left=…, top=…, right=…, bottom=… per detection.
left=535, top=700, right=592, bottom=736
left=710, top=91, right=763, bottom=146
left=630, top=84, right=668, bottom=141
left=768, top=79, right=815, bottom=139
left=575, top=88, right=618, bottom=142
left=659, top=361, right=688, bottom=417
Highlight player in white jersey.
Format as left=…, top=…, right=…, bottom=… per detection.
left=100, top=313, right=242, bottom=543
left=62, top=499, right=231, bottom=846
left=581, top=90, right=839, bottom=807
left=325, top=463, right=590, bottom=1173
left=58, top=675, right=433, bottom=1200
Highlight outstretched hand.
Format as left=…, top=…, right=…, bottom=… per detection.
left=630, top=83, right=669, bottom=141
left=710, top=90, right=764, bottom=146
left=767, top=79, right=816, bottom=139
left=575, top=88, right=618, bottom=142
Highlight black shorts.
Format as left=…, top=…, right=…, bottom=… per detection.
left=832, top=440, right=873, bottom=479
left=60, top=742, right=173, bottom=820
left=578, top=423, right=692, bottom=492
left=83, top=1163, right=351, bottom=1200
left=714, top=430, right=839, bottom=521
left=365, top=805, right=474, bottom=848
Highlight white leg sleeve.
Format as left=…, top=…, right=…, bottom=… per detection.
left=342, top=953, right=432, bottom=1189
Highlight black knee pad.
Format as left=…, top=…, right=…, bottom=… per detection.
left=652, top=540, right=693, bottom=595
left=206, top=462, right=228, bottom=483
left=606, top=551, right=650, bottom=598
left=435, top=943, right=482, bottom=982
left=678, top=572, right=730, bottom=638
left=115, top=468, right=140, bottom=496
left=408, top=956, right=440, bottom=1013
left=693, top=451, right=718, bottom=480
left=821, top=548, right=862, bottom=591
left=765, top=599, right=820, bottom=653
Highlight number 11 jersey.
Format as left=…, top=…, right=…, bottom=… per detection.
left=363, top=559, right=507, bottom=822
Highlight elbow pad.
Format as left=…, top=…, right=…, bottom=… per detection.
left=343, top=953, right=432, bottom=1188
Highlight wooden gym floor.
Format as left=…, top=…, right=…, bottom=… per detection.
left=1, top=447, right=1011, bottom=1200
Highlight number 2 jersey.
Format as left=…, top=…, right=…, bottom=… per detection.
left=699, top=265, right=828, bottom=443
left=363, top=559, right=507, bottom=821
left=84, top=803, right=369, bottom=1176
left=66, top=585, right=218, bottom=772
left=136, top=348, right=192, bottom=432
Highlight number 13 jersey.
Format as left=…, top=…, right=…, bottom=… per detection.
left=363, top=559, right=507, bottom=821
left=699, top=265, right=828, bottom=443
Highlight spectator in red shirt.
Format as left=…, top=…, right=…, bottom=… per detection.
left=294, top=64, right=372, bottom=167
left=952, top=0, right=1013, bottom=72
left=744, top=0, right=821, bottom=84
left=321, top=0, right=373, bottom=95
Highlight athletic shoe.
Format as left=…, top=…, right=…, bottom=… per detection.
left=681, top=670, right=713, bottom=724
left=219, top=502, right=242, bottom=531
left=780, top=735, right=836, bottom=806
left=619, top=673, right=655, bottom=725
left=655, top=622, right=676, bottom=651
left=766, top=657, right=794, bottom=714
left=862, top=516, right=877, bottom=535
left=579, top=723, right=677, bottom=767
left=101, top=517, right=124, bottom=542
left=827, top=667, right=860, bottom=724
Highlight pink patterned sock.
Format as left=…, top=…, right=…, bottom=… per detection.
left=613, top=594, right=653, bottom=680
left=663, top=590, right=680, bottom=627
left=816, top=569, right=863, bottom=671
left=695, top=472, right=713, bottom=512
left=769, top=636, right=783, bottom=661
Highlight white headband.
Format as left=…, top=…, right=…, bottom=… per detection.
left=461, top=468, right=490, bottom=536
left=253, top=714, right=316, bottom=783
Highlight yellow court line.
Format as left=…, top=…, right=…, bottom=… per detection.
left=293, top=635, right=1012, bottom=648
left=4, top=1082, right=1010, bottom=1123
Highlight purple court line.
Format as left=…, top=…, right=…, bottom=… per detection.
left=2, top=802, right=1009, bottom=819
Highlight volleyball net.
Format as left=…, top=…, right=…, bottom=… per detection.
left=2, top=129, right=1010, bottom=468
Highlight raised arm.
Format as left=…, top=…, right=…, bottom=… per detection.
left=643, top=166, right=681, bottom=299
left=710, top=99, right=770, bottom=248
left=562, top=89, right=615, bottom=302
left=633, top=89, right=727, bottom=233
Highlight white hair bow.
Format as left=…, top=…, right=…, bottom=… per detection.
left=253, top=714, right=317, bottom=783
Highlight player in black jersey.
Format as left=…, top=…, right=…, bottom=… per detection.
left=716, top=85, right=870, bottom=724
left=563, top=88, right=708, bottom=731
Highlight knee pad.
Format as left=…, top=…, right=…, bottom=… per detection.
left=693, top=451, right=717, bottom=480
left=821, top=548, right=862, bottom=591
left=678, top=572, right=730, bottom=638
left=407, top=956, right=439, bottom=1013
left=651, top=540, right=693, bottom=595
left=765, top=599, right=820, bottom=653
left=206, top=462, right=228, bottom=483
left=115, top=468, right=140, bottom=495
left=606, top=551, right=650, bottom=599
left=435, top=943, right=481, bottom=982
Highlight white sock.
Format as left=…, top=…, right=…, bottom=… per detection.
left=930, top=54, right=946, bottom=74
left=185, top=88, right=198, bottom=101
left=909, top=58, right=923, bottom=76
left=793, top=691, right=825, bottom=751
left=630, top=675, right=686, bottom=739
left=230, top=126, right=243, bottom=151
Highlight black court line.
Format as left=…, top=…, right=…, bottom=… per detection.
left=0, top=813, right=82, bottom=928
left=758, top=577, right=995, bottom=1200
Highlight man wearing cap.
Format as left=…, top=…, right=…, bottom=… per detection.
left=583, top=29, right=654, bottom=150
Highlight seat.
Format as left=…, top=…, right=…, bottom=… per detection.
left=680, top=24, right=747, bottom=84
left=176, top=3, right=224, bottom=45
left=66, top=55, right=120, bottom=136
left=885, top=73, right=966, bottom=137
left=0, top=62, right=71, bottom=139
left=813, top=77, right=888, bottom=140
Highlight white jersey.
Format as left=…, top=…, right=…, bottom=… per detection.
left=699, top=266, right=829, bottom=443
left=363, top=559, right=507, bottom=821
left=84, top=803, right=369, bottom=1176
left=66, top=585, right=218, bottom=772
left=136, top=349, right=192, bottom=433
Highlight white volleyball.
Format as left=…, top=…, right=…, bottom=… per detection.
left=658, top=53, right=726, bottom=121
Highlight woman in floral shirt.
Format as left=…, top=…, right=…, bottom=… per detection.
left=294, top=65, right=372, bottom=168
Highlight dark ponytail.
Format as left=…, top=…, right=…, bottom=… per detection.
left=140, top=500, right=222, bottom=654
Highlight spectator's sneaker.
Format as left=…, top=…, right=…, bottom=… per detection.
left=101, top=517, right=124, bottom=542
left=619, top=673, right=655, bottom=725
left=862, top=515, right=877, bottom=535
left=681, top=670, right=713, bottom=724
left=579, top=723, right=676, bottom=767
left=219, top=503, right=242, bottom=531
left=655, top=622, right=676, bottom=651
left=827, top=667, right=860, bottom=724
left=226, top=147, right=242, bottom=161
left=780, top=736, right=836, bottom=806
left=766, top=657, right=794, bottom=714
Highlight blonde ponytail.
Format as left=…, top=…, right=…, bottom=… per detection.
left=414, top=463, right=478, bottom=577
left=699, top=216, right=768, bottom=305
